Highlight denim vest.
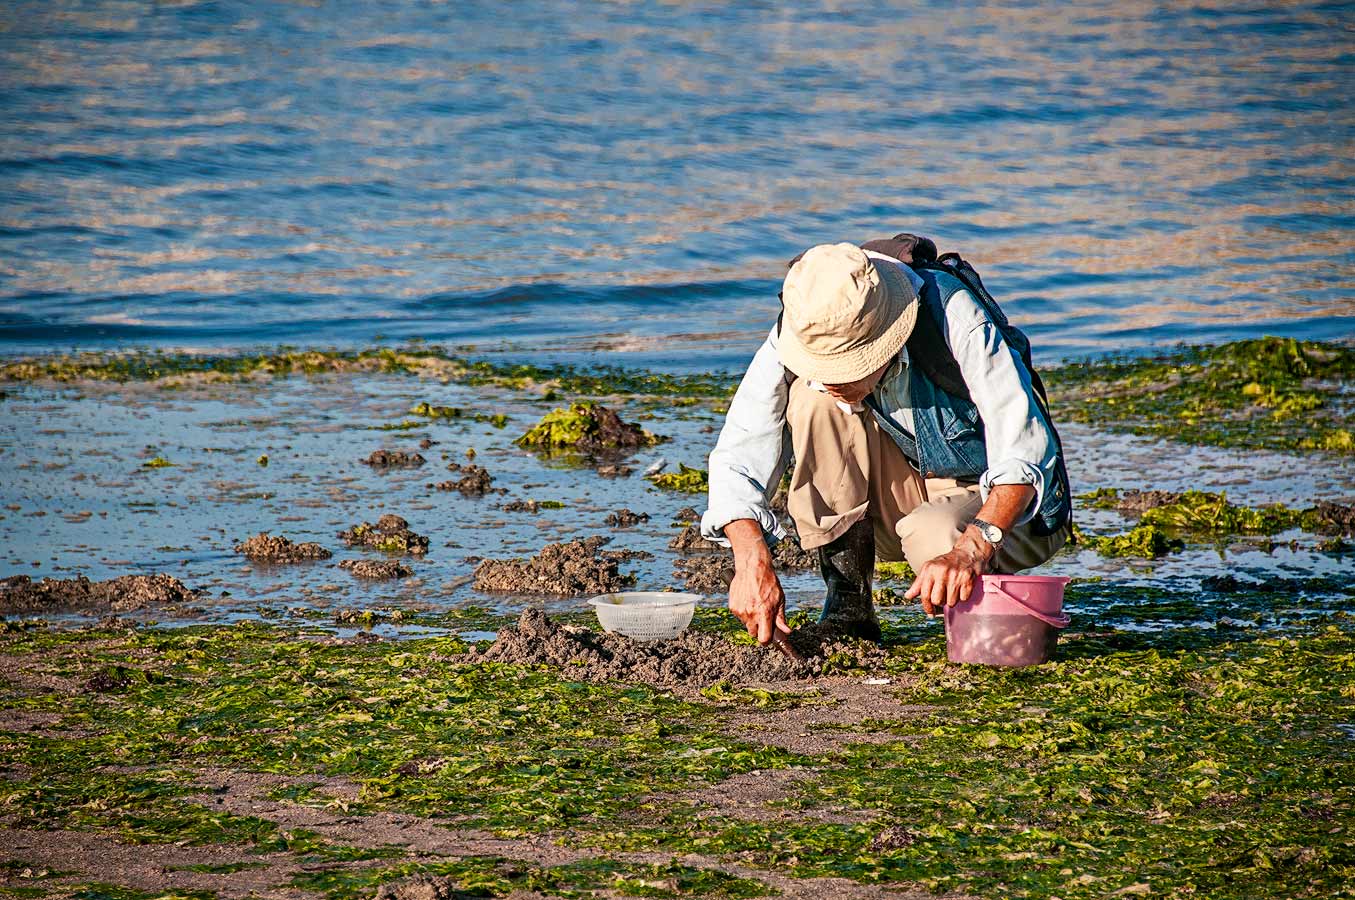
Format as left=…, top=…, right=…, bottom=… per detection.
left=867, top=269, right=1071, bottom=536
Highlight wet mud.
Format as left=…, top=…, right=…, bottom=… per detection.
left=674, top=506, right=700, bottom=522
left=1111, top=489, right=1183, bottom=513
left=432, top=463, right=497, bottom=496
left=0, top=573, right=197, bottom=614
left=596, top=463, right=634, bottom=477
left=233, top=533, right=332, bottom=563
left=338, top=514, right=430, bottom=555
left=670, top=526, right=817, bottom=593
left=472, top=536, right=649, bottom=596
left=339, top=559, right=413, bottom=580
left=669, top=524, right=719, bottom=551
left=469, top=608, right=886, bottom=688
left=605, top=508, right=649, bottom=527
left=361, top=449, right=427, bottom=468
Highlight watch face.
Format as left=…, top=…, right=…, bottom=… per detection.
left=978, top=521, right=1003, bottom=544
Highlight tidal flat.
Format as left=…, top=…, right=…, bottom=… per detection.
left=1, top=339, right=1352, bottom=899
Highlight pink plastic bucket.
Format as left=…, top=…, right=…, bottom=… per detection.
left=943, top=574, right=1071, bottom=667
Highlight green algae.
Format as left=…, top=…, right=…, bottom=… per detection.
left=874, top=561, right=916, bottom=581
left=2, top=583, right=1351, bottom=900
left=140, top=457, right=173, bottom=469
left=1082, top=488, right=1334, bottom=536
left=516, top=401, right=663, bottom=450
left=1073, top=523, right=1185, bottom=558
left=410, top=401, right=509, bottom=428
left=0, top=346, right=736, bottom=401
left=651, top=464, right=708, bottom=494
left=1047, top=337, right=1355, bottom=454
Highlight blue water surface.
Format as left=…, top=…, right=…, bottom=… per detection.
left=1, top=0, right=1352, bottom=371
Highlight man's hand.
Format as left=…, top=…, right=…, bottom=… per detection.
left=723, top=519, right=791, bottom=645
left=904, top=528, right=993, bottom=616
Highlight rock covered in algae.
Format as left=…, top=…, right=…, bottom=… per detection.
left=515, top=401, right=662, bottom=452
left=338, top=514, right=430, bottom=555
left=339, top=559, right=413, bottom=580
left=469, top=608, right=885, bottom=689
left=472, top=536, right=643, bottom=596
left=0, top=573, right=198, bottom=614
left=362, top=449, right=427, bottom=468
left=233, top=532, right=332, bottom=563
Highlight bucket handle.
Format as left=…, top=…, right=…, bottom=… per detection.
left=987, top=582, right=1071, bottom=629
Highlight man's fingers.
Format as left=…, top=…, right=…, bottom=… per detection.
left=775, top=607, right=791, bottom=635
left=756, top=613, right=774, bottom=645
left=904, top=579, right=920, bottom=600
left=928, top=571, right=947, bottom=615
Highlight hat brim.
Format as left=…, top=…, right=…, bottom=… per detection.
left=777, top=259, right=918, bottom=384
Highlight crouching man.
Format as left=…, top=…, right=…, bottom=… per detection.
left=700, top=239, right=1072, bottom=644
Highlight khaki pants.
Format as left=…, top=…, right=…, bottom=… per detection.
left=785, top=378, right=1067, bottom=573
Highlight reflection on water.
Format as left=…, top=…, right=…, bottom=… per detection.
left=0, top=0, right=1351, bottom=366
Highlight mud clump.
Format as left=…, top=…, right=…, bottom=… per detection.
left=672, top=531, right=815, bottom=593
left=515, top=401, right=661, bottom=452
left=470, top=608, right=886, bottom=689
left=501, top=499, right=565, bottom=513
left=472, top=536, right=643, bottom=596
left=0, top=573, right=197, bottom=614
left=432, top=463, right=497, bottom=496
left=233, top=532, right=332, bottom=563
left=1311, top=500, right=1355, bottom=536
left=339, top=559, right=413, bottom=580
left=772, top=534, right=817, bottom=569
left=669, top=524, right=719, bottom=551
left=674, top=506, right=700, bottom=522
left=605, top=508, right=649, bottom=527
left=338, top=514, right=430, bottom=555
left=674, top=555, right=735, bottom=594
left=1113, top=489, right=1184, bottom=513
left=362, top=449, right=427, bottom=468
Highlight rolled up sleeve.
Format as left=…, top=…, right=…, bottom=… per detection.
left=700, top=326, right=792, bottom=546
left=946, top=298, right=1058, bottom=526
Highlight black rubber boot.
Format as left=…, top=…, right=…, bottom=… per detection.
left=817, top=517, right=881, bottom=643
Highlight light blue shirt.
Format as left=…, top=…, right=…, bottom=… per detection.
left=700, top=256, right=1059, bottom=545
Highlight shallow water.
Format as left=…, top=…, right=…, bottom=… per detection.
left=2, top=1, right=1353, bottom=368
left=2, top=377, right=1351, bottom=636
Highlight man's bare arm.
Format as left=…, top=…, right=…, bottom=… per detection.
left=904, top=483, right=1036, bottom=614
left=724, top=518, right=790, bottom=644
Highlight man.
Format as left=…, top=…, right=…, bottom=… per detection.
left=700, top=238, right=1071, bottom=644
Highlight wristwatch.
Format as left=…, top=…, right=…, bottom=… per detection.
left=971, top=518, right=1005, bottom=549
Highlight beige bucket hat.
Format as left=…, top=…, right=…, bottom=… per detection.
left=777, top=242, right=919, bottom=384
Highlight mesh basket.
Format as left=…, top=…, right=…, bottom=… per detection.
left=587, top=592, right=700, bottom=641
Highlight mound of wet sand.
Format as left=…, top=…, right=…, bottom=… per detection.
left=596, top=463, right=633, bottom=477
left=0, top=573, right=197, bottom=614
left=469, top=608, right=885, bottom=688
left=674, top=505, right=700, bottom=522
left=233, top=533, right=332, bottom=563
left=339, top=559, right=413, bottom=580
left=432, top=463, right=497, bottom=496
left=605, top=508, right=649, bottom=527
left=472, top=536, right=649, bottom=596
left=338, top=514, right=430, bottom=555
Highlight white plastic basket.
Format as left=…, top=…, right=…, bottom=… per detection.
left=587, top=591, right=700, bottom=641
